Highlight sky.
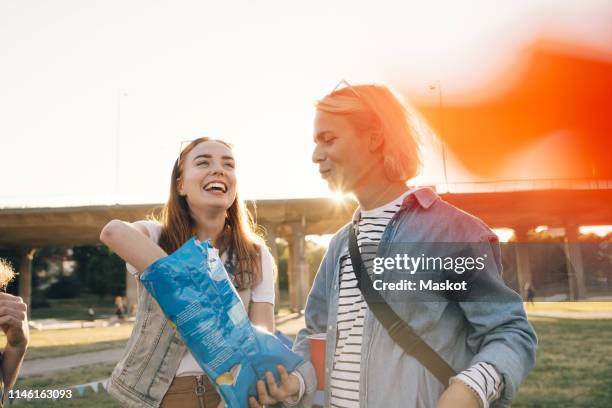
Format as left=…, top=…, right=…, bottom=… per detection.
left=1, top=0, right=611, bottom=208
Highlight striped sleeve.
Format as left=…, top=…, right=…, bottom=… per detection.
left=283, top=372, right=306, bottom=406
left=451, top=362, right=504, bottom=408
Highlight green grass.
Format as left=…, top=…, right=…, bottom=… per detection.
left=1, top=324, right=133, bottom=361
left=513, top=317, right=612, bottom=407
left=8, top=391, right=118, bottom=407
left=9, top=300, right=612, bottom=407
left=9, top=363, right=119, bottom=407
left=30, top=295, right=117, bottom=320
left=24, top=339, right=130, bottom=361
left=16, top=363, right=115, bottom=389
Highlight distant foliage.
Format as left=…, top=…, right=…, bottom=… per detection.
left=0, top=247, right=63, bottom=295
left=272, top=238, right=327, bottom=290
left=72, top=245, right=126, bottom=297
left=306, top=240, right=326, bottom=286
left=276, top=240, right=288, bottom=290
left=47, top=274, right=81, bottom=298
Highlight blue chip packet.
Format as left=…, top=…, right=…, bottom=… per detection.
left=140, top=237, right=303, bottom=408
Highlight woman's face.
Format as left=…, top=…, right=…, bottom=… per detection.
left=178, top=141, right=237, bottom=212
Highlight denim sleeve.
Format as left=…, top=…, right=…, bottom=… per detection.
left=457, top=235, right=537, bottom=407
left=282, top=248, right=333, bottom=408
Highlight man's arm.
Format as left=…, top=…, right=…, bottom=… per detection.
left=451, top=235, right=537, bottom=407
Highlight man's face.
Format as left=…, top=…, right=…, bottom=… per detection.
left=312, top=110, right=376, bottom=193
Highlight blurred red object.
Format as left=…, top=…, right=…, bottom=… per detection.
left=417, top=40, right=612, bottom=180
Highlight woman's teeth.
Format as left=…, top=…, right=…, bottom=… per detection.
left=204, top=182, right=227, bottom=192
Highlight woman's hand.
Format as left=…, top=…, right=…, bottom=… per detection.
left=436, top=381, right=480, bottom=408
left=248, top=365, right=300, bottom=408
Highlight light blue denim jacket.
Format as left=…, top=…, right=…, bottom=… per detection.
left=107, top=282, right=253, bottom=407
left=289, top=187, right=537, bottom=408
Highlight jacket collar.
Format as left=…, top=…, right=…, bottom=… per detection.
left=406, top=186, right=438, bottom=209
left=351, top=186, right=439, bottom=223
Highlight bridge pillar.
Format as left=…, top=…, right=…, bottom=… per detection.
left=262, top=223, right=280, bottom=315
left=126, top=271, right=138, bottom=316
left=288, top=217, right=307, bottom=313
left=564, top=223, right=587, bottom=300
left=18, top=248, right=36, bottom=317
left=513, top=227, right=532, bottom=299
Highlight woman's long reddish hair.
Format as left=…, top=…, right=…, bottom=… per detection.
left=156, top=137, right=263, bottom=289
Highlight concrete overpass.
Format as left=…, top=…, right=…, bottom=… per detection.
left=2, top=188, right=612, bottom=313
left=0, top=198, right=357, bottom=314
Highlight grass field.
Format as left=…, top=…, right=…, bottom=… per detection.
left=512, top=317, right=612, bottom=408
left=10, top=363, right=118, bottom=407
left=525, top=301, right=612, bottom=313
left=8, top=302, right=612, bottom=407
left=0, top=324, right=133, bottom=361
left=30, top=295, right=117, bottom=320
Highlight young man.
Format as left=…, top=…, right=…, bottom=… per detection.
left=0, top=259, right=29, bottom=407
left=267, top=83, right=536, bottom=408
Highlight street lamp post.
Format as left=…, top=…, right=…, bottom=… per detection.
left=115, top=90, right=127, bottom=202
left=429, top=81, right=449, bottom=192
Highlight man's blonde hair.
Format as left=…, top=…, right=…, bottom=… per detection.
left=0, top=258, right=16, bottom=290
left=315, top=83, right=423, bottom=182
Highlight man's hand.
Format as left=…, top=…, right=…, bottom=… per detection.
left=0, top=293, right=29, bottom=350
left=436, top=380, right=481, bottom=408
left=248, top=365, right=300, bottom=408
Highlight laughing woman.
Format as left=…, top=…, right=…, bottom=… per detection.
left=100, top=137, right=293, bottom=408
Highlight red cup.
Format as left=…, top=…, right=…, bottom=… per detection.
left=308, top=333, right=327, bottom=391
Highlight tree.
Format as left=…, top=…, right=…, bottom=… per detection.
left=276, top=239, right=289, bottom=290
left=0, top=247, right=65, bottom=296
left=72, top=245, right=126, bottom=298
left=306, top=239, right=326, bottom=287
left=273, top=238, right=327, bottom=291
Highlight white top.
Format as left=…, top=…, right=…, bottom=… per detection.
left=125, top=220, right=275, bottom=377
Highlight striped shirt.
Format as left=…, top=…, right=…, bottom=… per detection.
left=329, top=190, right=504, bottom=408
left=330, top=192, right=408, bottom=408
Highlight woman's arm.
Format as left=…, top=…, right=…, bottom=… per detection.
left=248, top=245, right=276, bottom=333
left=99, top=219, right=167, bottom=273
left=249, top=302, right=274, bottom=333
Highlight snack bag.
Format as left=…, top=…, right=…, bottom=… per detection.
left=140, top=238, right=303, bottom=407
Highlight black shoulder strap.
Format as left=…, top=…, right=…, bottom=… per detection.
left=348, top=226, right=456, bottom=386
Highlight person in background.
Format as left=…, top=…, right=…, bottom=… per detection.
left=87, top=307, right=96, bottom=321
left=114, top=296, right=125, bottom=321
left=524, top=282, right=536, bottom=306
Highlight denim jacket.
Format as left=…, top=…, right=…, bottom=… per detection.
left=290, top=187, right=537, bottom=408
left=107, top=279, right=252, bottom=407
